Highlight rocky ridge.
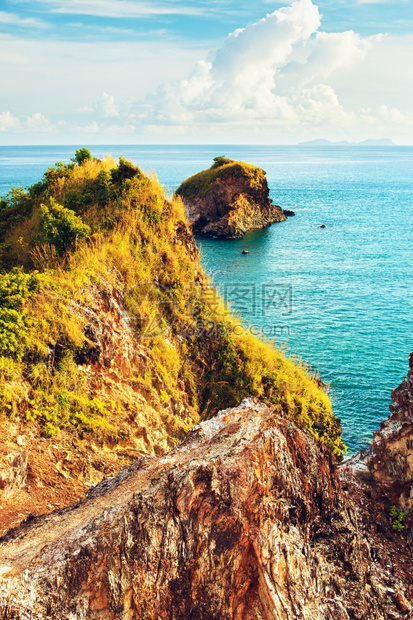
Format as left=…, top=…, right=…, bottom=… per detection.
left=0, top=397, right=412, bottom=619
left=176, top=157, right=286, bottom=238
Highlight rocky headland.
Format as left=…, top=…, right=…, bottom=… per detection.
left=175, top=156, right=286, bottom=238
left=0, top=150, right=411, bottom=618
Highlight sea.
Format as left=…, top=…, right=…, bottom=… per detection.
left=1, top=144, right=412, bottom=456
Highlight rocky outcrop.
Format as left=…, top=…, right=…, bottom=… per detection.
left=0, top=398, right=411, bottom=619
left=176, top=157, right=286, bottom=238
left=343, top=352, right=413, bottom=512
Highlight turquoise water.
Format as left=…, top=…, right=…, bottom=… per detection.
left=1, top=145, right=412, bottom=454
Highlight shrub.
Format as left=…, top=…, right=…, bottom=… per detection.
left=72, top=148, right=92, bottom=165
left=111, top=156, right=142, bottom=184
left=39, top=198, right=91, bottom=254
left=389, top=505, right=406, bottom=532
left=212, top=156, right=234, bottom=169
left=0, top=268, right=37, bottom=360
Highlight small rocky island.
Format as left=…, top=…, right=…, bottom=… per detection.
left=175, top=156, right=286, bottom=238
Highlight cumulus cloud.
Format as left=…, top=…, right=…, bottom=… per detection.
left=0, top=112, right=55, bottom=133
left=0, top=111, right=21, bottom=131
left=133, top=0, right=411, bottom=139
left=135, top=0, right=372, bottom=128
left=26, top=112, right=55, bottom=132
left=1, top=0, right=412, bottom=142
left=94, top=92, right=119, bottom=118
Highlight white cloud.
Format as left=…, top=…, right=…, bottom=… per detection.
left=1, top=0, right=412, bottom=143
left=26, top=112, right=55, bottom=132
left=137, top=0, right=373, bottom=127
left=131, top=0, right=413, bottom=141
left=94, top=92, right=119, bottom=118
left=0, top=11, right=48, bottom=28
left=0, top=111, right=55, bottom=133
left=0, top=111, right=21, bottom=131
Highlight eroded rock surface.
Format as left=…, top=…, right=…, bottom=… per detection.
left=176, top=158, right=286, bottom=238
left=0, top=451, right=27, bottom=500
left=0, top=398, right=411, bottom=619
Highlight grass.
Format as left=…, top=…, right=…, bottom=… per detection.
left=176, top=158, right=267, bottom=200
left=0, top=152, right=345, bottom=458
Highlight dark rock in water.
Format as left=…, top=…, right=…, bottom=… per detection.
left=242, top=249, right=249, bottom=255
left=319, top=224, right=326, bottom=228
left=283, top=209, right=295, bottom=216
left=175, top=157, right=286, bottom=239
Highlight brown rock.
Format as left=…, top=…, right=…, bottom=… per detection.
left=396, top=590, right=410, bottom=612
left=176, top=158, right=286, bottom=239
left=0, top=451, right=28, bottom=499
left=0, top=398, right=410, bottom=619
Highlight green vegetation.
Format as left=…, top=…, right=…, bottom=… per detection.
left=71, top=148, right=92, bottom=165
left=389, top=505, right=407, bottom=532
left=39, top=198, right=91, bottom=254
left=176, top=157, right=266, bottom=200
left=211, top=156, right=234, bottom=169
left=0, top=151, right=344, bottom=457
left=0, top=268, right=37, bottom=361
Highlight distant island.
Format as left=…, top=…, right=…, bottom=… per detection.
left=298, top=138, right=396, bottom=146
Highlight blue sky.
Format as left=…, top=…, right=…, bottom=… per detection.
left=1, top=0, right=412, bottom=143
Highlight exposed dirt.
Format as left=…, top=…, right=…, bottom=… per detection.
left=0, top=425, right=134, bottom=537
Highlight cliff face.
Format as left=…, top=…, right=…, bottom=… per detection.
left=176, top=157, right=286, bottom=238
left=0, top=398, right=411, bottom=620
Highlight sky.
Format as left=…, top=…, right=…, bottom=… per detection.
left=0, top=0, right=412, bottom=144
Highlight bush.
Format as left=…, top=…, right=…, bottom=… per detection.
left=389, top=505, right=406, bottom=532
left=39, top=198, right=91, bottom=254
left=72, top=148, right=92, bottom=165
left=0, top=268, right=37, bottom=360
left=111, top=156, right=142, bottom=184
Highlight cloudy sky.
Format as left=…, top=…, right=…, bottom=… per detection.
left=1, top=0, right=412, bottom=144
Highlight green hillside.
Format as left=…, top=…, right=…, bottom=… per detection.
left=0, top=150, right=344, bottom=458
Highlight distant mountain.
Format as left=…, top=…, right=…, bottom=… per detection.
left=358, top=138, right=396, bottom=146
left=299, top=138, right=396, bottom=146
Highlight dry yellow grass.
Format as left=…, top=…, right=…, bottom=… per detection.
left=0, top=152, right=344, bottom=457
